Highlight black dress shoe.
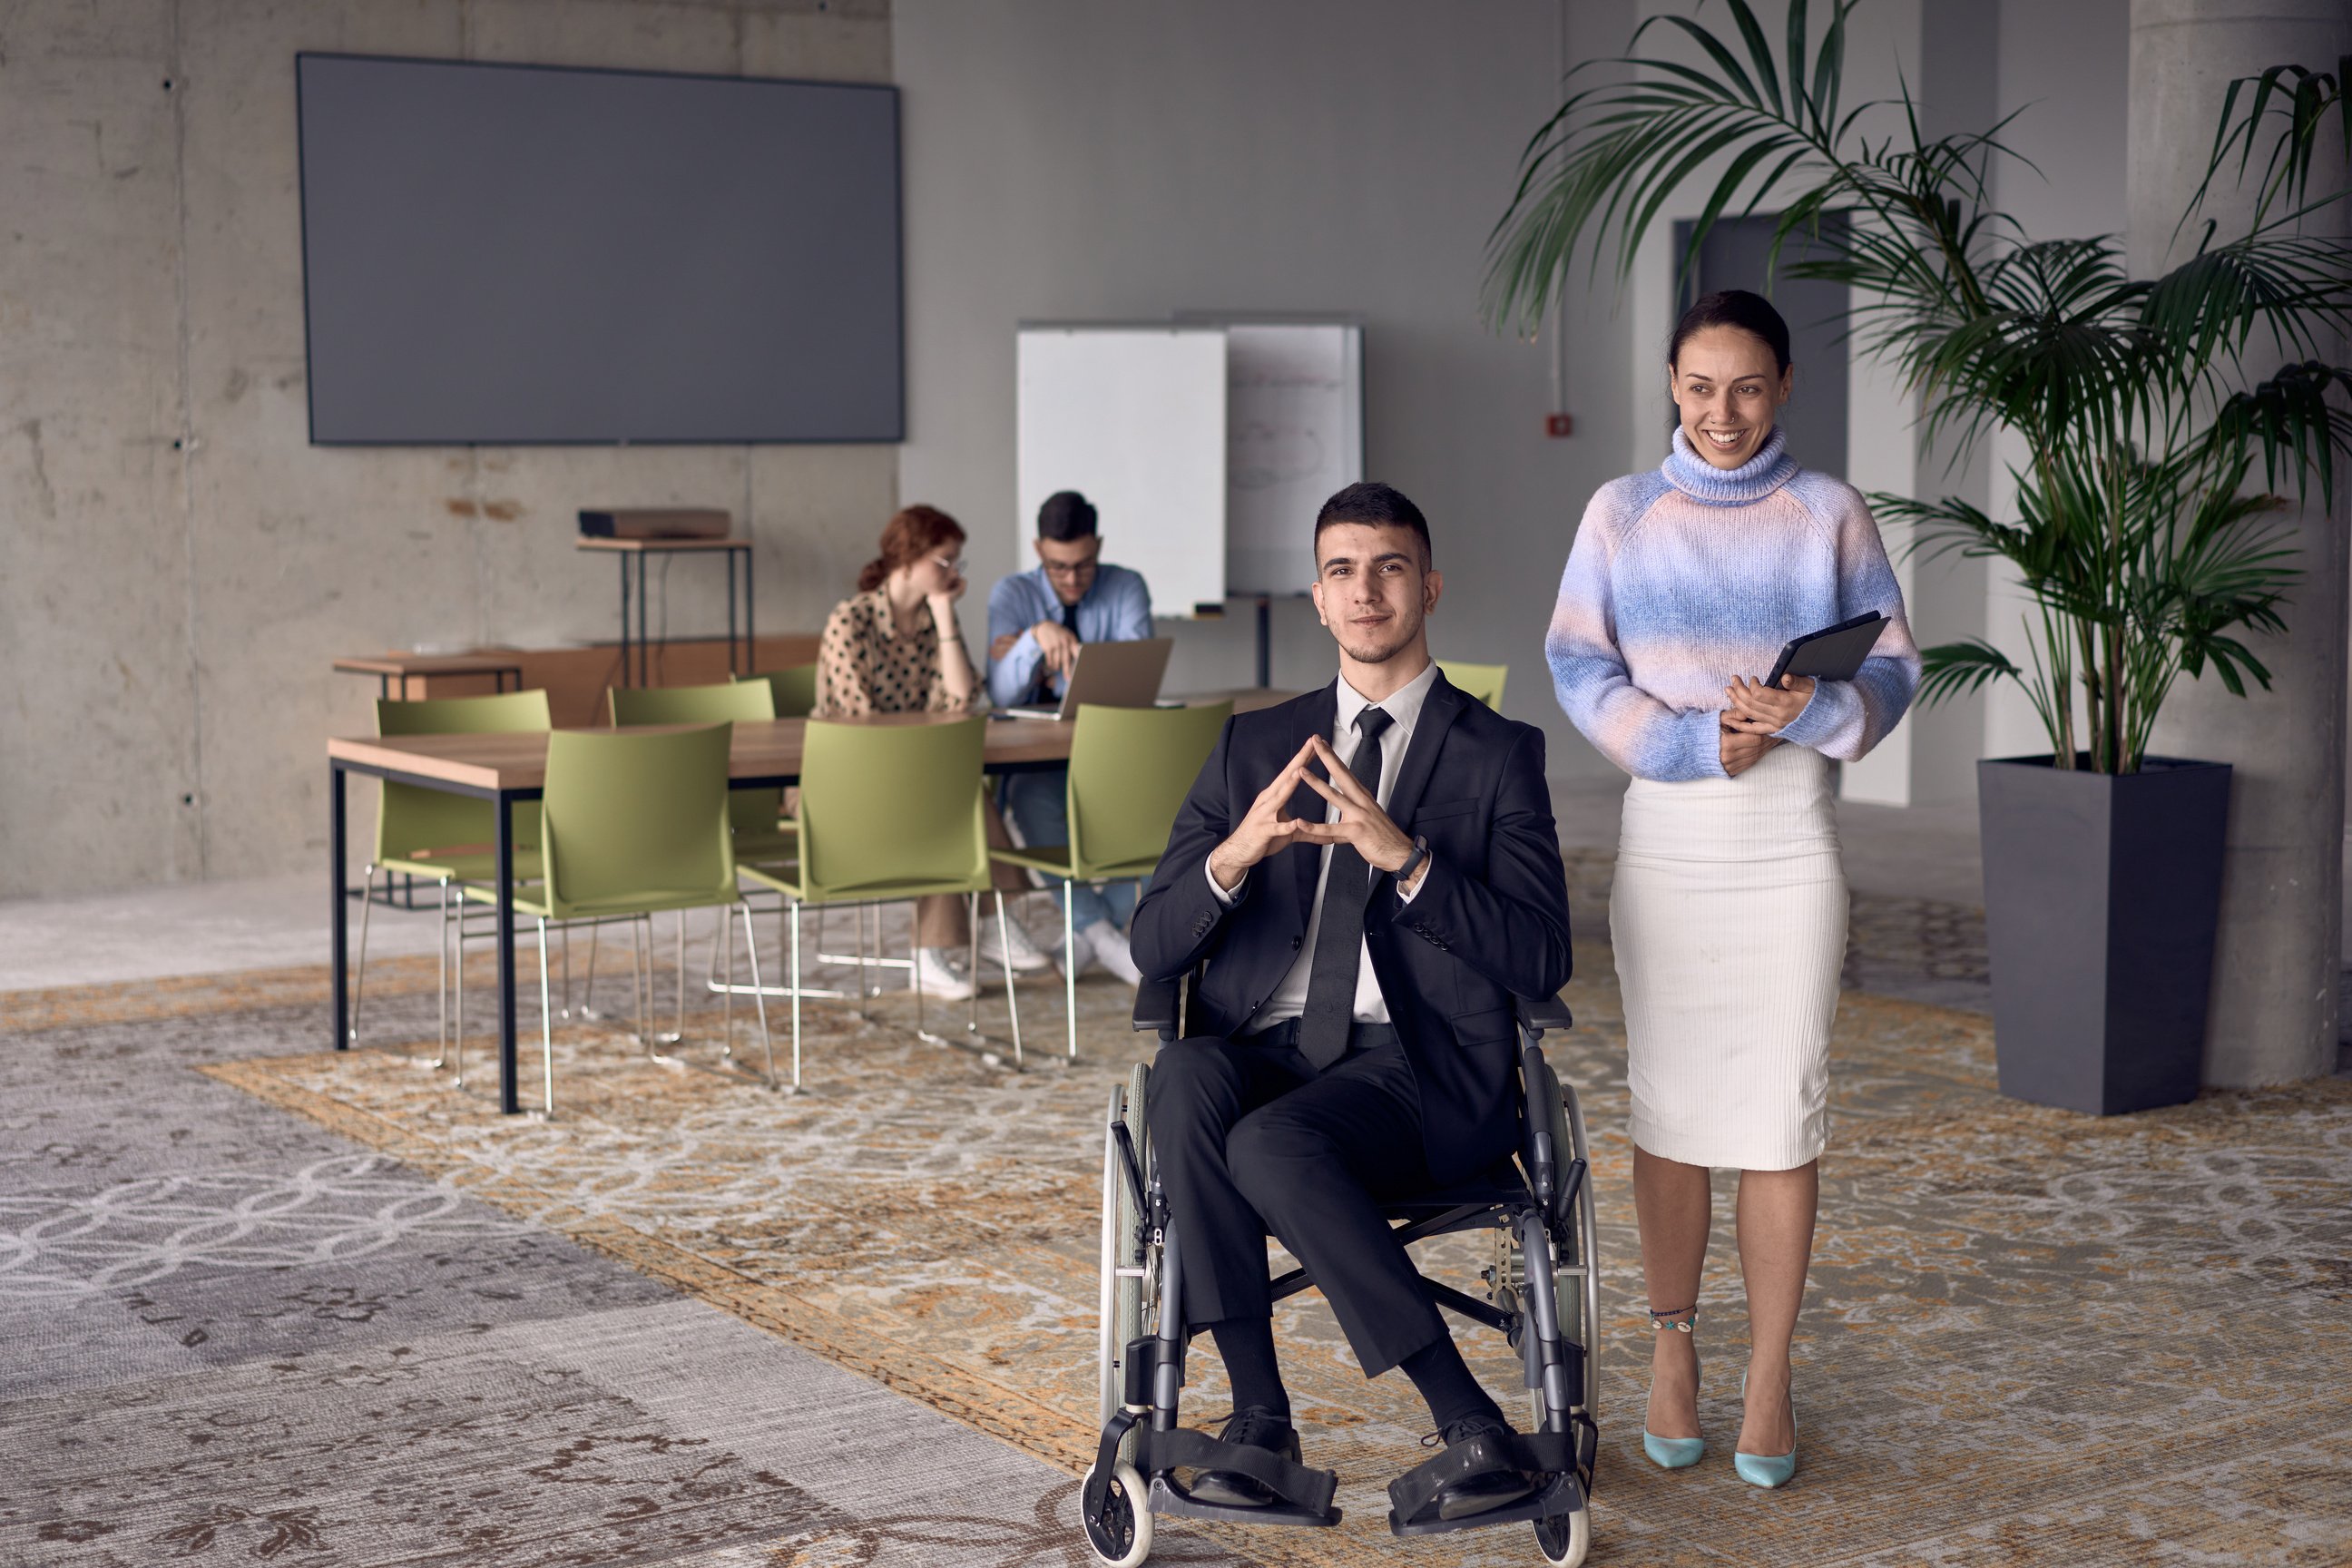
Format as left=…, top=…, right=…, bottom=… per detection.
left=1190, top=1406, right=1299, bottom=1508
left=1433, top=1414, right=1537, bottom=1520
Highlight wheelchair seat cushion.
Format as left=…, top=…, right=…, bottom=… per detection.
left=1382, top=1155, right=1529, bottom=1216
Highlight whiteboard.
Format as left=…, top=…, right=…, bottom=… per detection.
left=1220, top=323, right=1365, bottom=594
left=1016, top=327, right=1229, bottom=616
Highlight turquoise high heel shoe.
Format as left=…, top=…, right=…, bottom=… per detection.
left=1734, top=1370, right=1798, bottom=1488
left=1642, top=1306, right=1705, bottom=1469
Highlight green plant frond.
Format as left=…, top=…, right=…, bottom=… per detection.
left=2184, top=60, right=2350, bottom=232
left=1916, top=639, right=2026, bottom=706
left=1808, top=3, right=1858, bottom=137
left=1632, top=15, right=1767, bottom=108
left=2143, top=237, right=2352, bottom=375
left=2207, top=361, right=2352, bottom=502
left=1703, top=0, right=1785, bottom=115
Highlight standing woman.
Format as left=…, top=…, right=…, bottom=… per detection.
left=816, top=504, right=1054, bottom=998
left=1544, top=290, right=1920, bottom=1487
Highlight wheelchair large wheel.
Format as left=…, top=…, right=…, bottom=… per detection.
left=1554, top=1080, right=1601, bottom=1417
left=1089, top=1063, right=1155, bottom=1566
left=1525, top=1077, right=1598, bottom=1568
left=1096, top=1063, right=1153, bottom=1435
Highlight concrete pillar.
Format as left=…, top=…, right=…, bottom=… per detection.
left=2131, top=0, right=2352, bottom=1086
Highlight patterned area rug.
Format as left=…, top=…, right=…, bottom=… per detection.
left=183, top=910, right=2352, bottom=1567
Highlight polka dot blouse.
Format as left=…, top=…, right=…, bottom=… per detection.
left=813, top=590, right=981, bottom=718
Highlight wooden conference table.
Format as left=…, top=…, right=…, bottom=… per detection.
left=326, top=693, right=1290, bottom=1114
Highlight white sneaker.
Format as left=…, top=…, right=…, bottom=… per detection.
left=913, top=946, right=977, bottom=1001
left=976, top=912, right=1057, bottom=974
left=1081, top=919, right=1143, bottom=986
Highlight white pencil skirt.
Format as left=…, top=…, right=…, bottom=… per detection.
left=1610, top=741, right=1847, bottom=1171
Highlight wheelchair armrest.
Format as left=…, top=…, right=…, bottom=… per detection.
left=1132, top=974, right=1183, bottom=1039
left=1515, top=991, right=1574, bottom=1037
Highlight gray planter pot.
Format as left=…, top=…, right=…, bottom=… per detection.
left=1976, top=755, right=2231, bottom=1115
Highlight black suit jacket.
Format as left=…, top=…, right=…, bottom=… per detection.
left=1131, top=671, right=1573, bottom=1185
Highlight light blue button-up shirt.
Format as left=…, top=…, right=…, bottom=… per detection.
left=985, top=562, right=1155, bottom=707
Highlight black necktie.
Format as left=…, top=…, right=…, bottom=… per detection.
left=1297, top=705, right=1394, bottom=1069
left=1033, top=596, right=1083, bottom=703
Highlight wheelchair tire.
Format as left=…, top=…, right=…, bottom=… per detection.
left=1534, top=1504, right=1591, bottom=1567
left=1097, top=1064, right=1153, bottom=1439
left=1558, top=1081, right=1601, bottom=1418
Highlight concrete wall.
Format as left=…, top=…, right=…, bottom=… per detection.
left=891, top=0, right=1641, bottom=775
left=0, top=0, right=897, bottom=899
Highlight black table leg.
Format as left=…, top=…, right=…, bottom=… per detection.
left=495, top=791, right=520, bottom=1114
left=727, top=550, right=739, bottom=675
left=618, top=555, right=632, bottom=690
left=331, top=762, right=349, bottom=1050
left=745, top=547, right=755, bottom=676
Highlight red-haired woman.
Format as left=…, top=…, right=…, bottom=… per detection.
left=815, top=505, right=1053, bottom=995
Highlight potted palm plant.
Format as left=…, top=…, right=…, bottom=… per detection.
left=1485, top=0, right=2352, bottom=1113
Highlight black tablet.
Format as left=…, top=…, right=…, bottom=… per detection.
left=1762, top=612, right=1887, bottom=688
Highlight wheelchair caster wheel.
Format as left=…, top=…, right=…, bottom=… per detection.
left=1080, top=1460, right=1152, bottom=1567
left=1534, top=1507, right=1590, bottom=1567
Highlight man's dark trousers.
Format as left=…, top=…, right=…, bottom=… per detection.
left=1146, top=1020, right=1447, bottom=1378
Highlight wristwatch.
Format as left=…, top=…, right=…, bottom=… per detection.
left=1396, top=834, right=1431, bottom=890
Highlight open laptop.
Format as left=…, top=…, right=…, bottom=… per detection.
left=996, top=637, right=1174, bottom=720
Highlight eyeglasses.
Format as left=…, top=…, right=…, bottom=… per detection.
left=1041, top=557, right=1100, bottom=580
left=931, top=554, right=965, bottom=575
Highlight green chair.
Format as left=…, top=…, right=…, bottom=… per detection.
left=738, top=663, right=818, bottom=719
left=610, top=681, right=794, bottom=869
left=737, top=717, right=1027, bottom=1088
left=459, top=722, right=775, bottom=1114
left=1439, top=661, right=1508, bottom=710
left=350, top=688, right=552, bottom=1057
left=741, top=664, right=895, bottom=995
left=990, top=702, right=1231, bottom=1061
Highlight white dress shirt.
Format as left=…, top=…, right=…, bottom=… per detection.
left=1206, top=660, right=1439, bottom=1028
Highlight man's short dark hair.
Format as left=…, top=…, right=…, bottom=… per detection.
left=1037, top=490, right=1099, bottom=542
left=1314, top=481, right=1432, bottom=564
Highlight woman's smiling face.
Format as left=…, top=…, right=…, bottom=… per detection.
left=1668, top=325, right=1793, bottom=470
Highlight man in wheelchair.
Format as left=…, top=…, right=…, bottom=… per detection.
left=1127, top=483, right=1575, bottom=1526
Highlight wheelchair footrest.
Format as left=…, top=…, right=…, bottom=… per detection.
left=1385, top=1427, right=1588, bottom=1538
left=1136, top=1426, right=1342, bottom=1526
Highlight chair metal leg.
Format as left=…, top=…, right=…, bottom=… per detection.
left=720, top=903, right=736, bottom=1061
left=789, top=897, right=805, bottom=1089
left=856, top=904, right=870, bottom=1018
left=670, top=909, right=687, bottom=1044
left=965, top=892, right=982, bottom=1034
left=1064, top=878, right=1079, bottom=1063
left=535, top=916, right=555, bottom=1118
left=995, top=890, right=1024, bottom=1070
left=738, top=898, right=778, bottom=1090
left=348, top=862, right=379, bottom=1043
left=577, top=922, right=603, bottom=1021
left=451, top=897, right=467, bottom=1088
left=629, top=916, right=648, bottom=1051
left=418, top=876, right=455, bottom=1070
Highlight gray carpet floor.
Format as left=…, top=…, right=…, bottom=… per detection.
left=0, top=976, right=1238, bottom=1567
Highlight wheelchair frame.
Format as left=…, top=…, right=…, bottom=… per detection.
left=1079, top=975, right=1601, bottom=1567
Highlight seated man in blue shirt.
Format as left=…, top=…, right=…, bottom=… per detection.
left=986, top=490, right=1155, bottom=984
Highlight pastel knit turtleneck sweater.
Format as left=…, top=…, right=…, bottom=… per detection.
left=1545, top=426, right=1923, bottom=782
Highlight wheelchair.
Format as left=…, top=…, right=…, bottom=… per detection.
left=1079, top=974, right=1601, bottom=1566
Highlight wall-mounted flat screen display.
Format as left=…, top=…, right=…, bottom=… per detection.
left=297, top=54, right=901, bottom=445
